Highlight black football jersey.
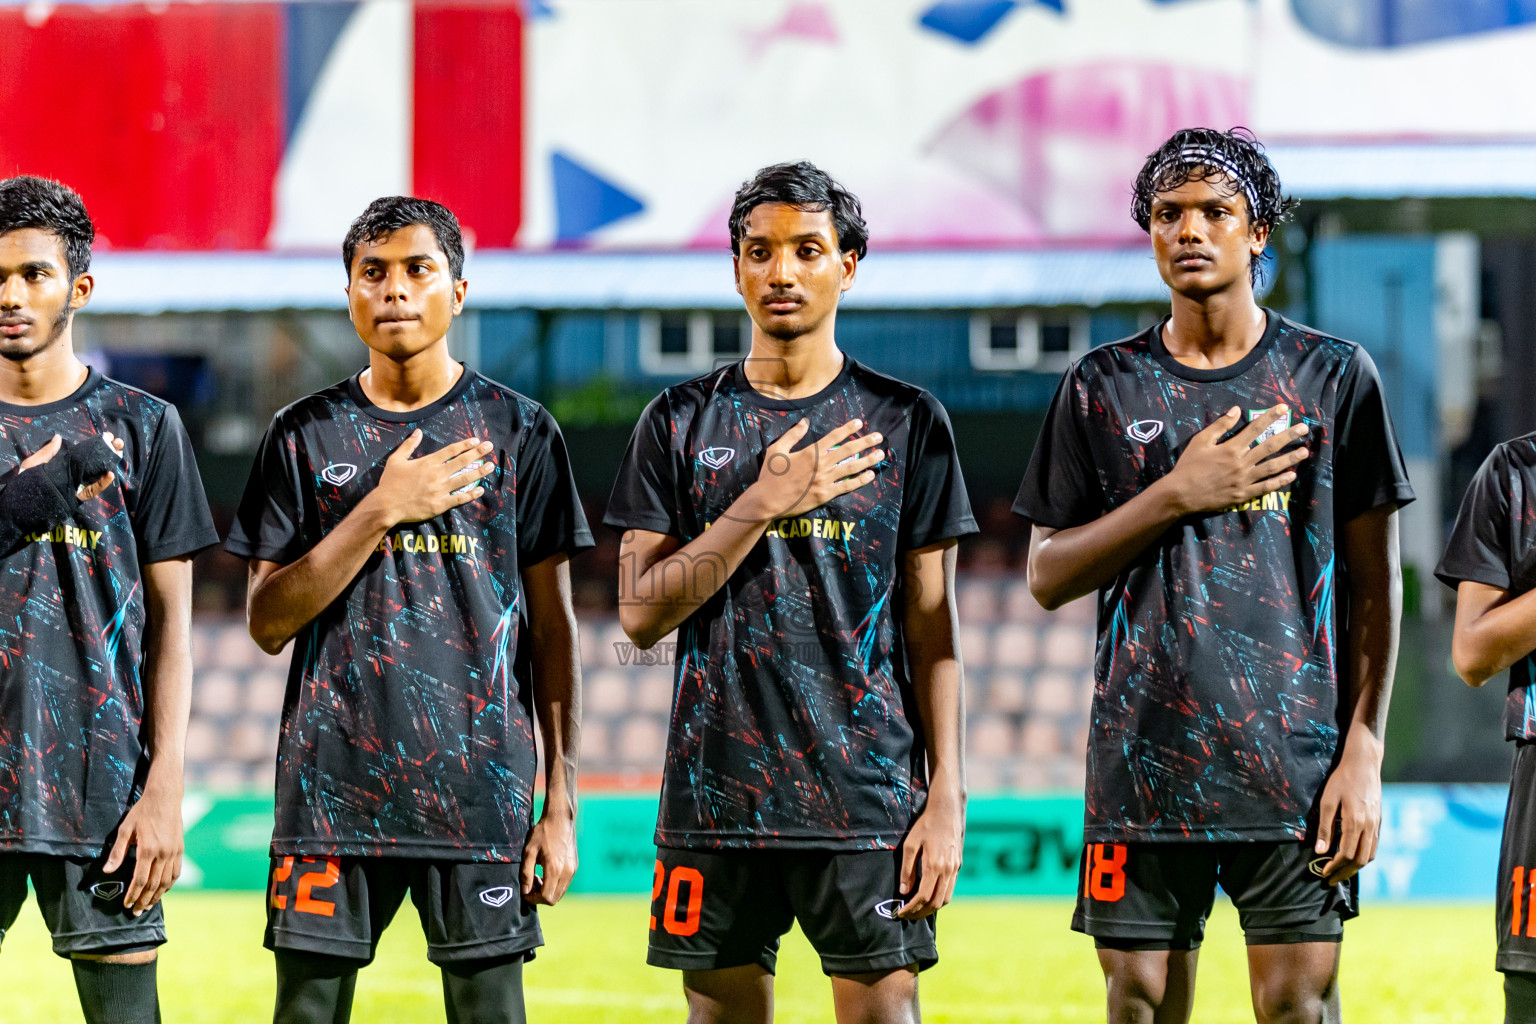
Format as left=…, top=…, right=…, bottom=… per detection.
left=0, top=369, right=218, bottom=854
left=605, top=357, right=977, bottom=850
left=1015, top=312, right=1414, bottom=842
left=226, top=368, right=593, bottom=860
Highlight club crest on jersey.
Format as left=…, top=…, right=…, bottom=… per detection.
left=320, top=463, right=358, bottom=486
left=1307, top=856, right=1330, bottom=878
left=1249, top=409, right=1292, bottom=444
left=479, top=886, right=517, bottom=908
left=697, top=447, right=736, bottom=470
left=873, top=898, right=904, bottom=920
left=90, top=882, right=124, bottom=902
left=1126, top=420, right=1164, bottom=444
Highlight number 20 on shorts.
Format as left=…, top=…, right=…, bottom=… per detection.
left=1083, top=843, right=1128, bottom=902
left=651, top=860, right=703, bottom=936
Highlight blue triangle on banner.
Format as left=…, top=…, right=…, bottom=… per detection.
left=918, top=0, right=1064, bottom=44
left=284, top=2, right=358, bottom=146
left=551, top=152, right=646, bottom=242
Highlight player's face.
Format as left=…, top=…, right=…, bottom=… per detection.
left=0, top=229, right=90, bottom=363
left=346, top=223, right=466, bottom=358
left=733, top=204, right=856, bottom=342
left=1149, top=174, right=1269, bottom=300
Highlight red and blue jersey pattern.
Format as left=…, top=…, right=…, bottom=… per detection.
left=605, top=358, right=977, bottom=851
left=1016, top=312, right=1414, bottom=843
left=1437, top=434, right=1536, bottom=740
left=0, top=371, right=217, bottom=855
left=226, top=369, right=592, bottom=861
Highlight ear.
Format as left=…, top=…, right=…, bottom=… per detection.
left=69, top=272, right=94, bottom=312
left=732, top=253, right=743, bottom=298
left=452, top=277, right=468, bottom=316
left=840, top=250, right=858, bottom=295
left=1250, top=220, right=1271, bottom=257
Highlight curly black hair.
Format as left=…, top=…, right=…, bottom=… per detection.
left=1132, top=127, right=1297, bottom=284
left=343, top=196, right=465, bottom=281
left=728, top=162, right=868, bottom=260
left=0, top=176, right=94, bottom=280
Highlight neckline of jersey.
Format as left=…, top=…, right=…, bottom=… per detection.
left=1147, top=307, right=1282, bottom=383
left=728, top=353, right=853, bottom=410
left=0, top=366, right=104, bottom=415
left=345, top=362, right=476, bottom=423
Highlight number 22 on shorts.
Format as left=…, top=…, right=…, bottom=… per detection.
left=650, top=860, right=704, bottom=936
left=270, top=856, right=342, bottom=917
left=1083, top=843, right=1128, bottom=902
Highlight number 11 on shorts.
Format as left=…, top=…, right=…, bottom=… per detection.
left=1083, top=844, right=1128, bottom=902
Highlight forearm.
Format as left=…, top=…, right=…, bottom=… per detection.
left=1453, top=587, right=1536, bottom=685
left=1342, top=571, right=1399, bottom=759
left=531, top=605, right=581, bottom=821
left=248, top=496, right=394, bottom=653
left=620, top=488, right=774, bottom=647
left=142, top=560, right=194, bottom=797
left=904, top=543, right=966, bottom=804
left=1028, top=476, right=1187, bottom=609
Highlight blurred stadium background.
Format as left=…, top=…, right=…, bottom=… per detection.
left=7, top=0, right=1536, bottom=1017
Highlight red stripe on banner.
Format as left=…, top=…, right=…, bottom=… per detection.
left=0, top=4, right=282, bottom=250
left=413, top=2, right=524, bottom=249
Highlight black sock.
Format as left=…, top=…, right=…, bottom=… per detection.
left=274, top=950, right=362, bottom=1024
left=442, top=954, right=528, bottom=1024
left=71, top=958, right=160, bottom=1024
left=1510, top=972, right=1536, bottom=1024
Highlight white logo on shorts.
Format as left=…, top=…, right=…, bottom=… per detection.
left=1126, top=420, right=1165, bottom=444
left=873, top=898, right=904, bottom=920
left=320, top=463, right=358, bottom=486
left=697, top=447, right=736, bottom=470
left=479, top=886, right=517, bottom=908
left=90, top=882, right=124, bottom=902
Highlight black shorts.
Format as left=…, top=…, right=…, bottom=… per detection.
left=647, top=847, right=938, bottom=977
left=1071, top=841, right=1357, bottom=950
left=264, top=856, right=542, bottom=966
left=0, top=851, right=167, bottom=957
left=1497, top=740, right=1536, bottom=974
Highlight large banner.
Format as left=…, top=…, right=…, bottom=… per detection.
left=181, top=785, right=1506, bottom=899
left=9, top=0, right=1536, bottom=252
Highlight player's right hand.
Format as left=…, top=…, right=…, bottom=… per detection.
left=16, top=431, right=125, bottom=502
left=1162, top=404, right=1310, bottom=516
left=742, top=417, right=883, bottom=520
left=371, top=430, right=495, bottom=526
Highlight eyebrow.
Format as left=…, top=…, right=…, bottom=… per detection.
left=11, top=260, right=57, bottom=273
left=741, top=233, right=832, bottom=244
left=357, top=253, right=438, bottom=266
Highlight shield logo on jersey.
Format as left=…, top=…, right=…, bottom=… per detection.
left=1307, top=856, right=1330, bottom=878
left=697, top=447, right=736, bottom=470
left=873, top=898, right=904, bottom=920
left=320, top=463, right=358, bottom=486
left=1126, top=420, right=1164, bottom=444
left=90, top=882, right=124, bottom=902
left=479, top=886, right=517, bottom=908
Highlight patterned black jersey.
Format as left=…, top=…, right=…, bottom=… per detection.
left=226, top=368, right=593, bottom=861
left=1436, top=435, right=1536, bottom=740
left=604, top=357, right=977, bottom=851
left=1014, top=312, right=1414, bottom=843
left=0, top=370, right=218, bottom=855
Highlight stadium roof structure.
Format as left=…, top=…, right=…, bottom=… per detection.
left=1269, top=141, right=1536, bottom=200
left=84, top=248, right=1171, bottom=315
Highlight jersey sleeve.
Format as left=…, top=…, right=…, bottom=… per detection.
left=1332, top=347, right=1416, bottom=524
left=603, top=393, right=681, bottom=537
left=514, top=405, right=595, bottom=568
left=1435, top=445, right=1513, bottom=592
left=1012, top=363, right=1106, bottom=529
left=898, top=392, right=979, bottom=550
left=224, top=416, right=306, bottom=564
left=133, top=404, right=220, bottom=564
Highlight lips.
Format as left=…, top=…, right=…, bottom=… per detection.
left=762, top=295, right=803, bottom=312
left=1173, top=252, right=1213, bottom=269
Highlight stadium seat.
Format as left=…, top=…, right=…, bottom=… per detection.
left=1030, top=671, right=1079, bottom=716
left=615, top=718, right=667, bottom=766
left=985, top=670, right=1029, bottom=713
left=634, top=670, right=674, bottom=714
left=992, top=624, right=1036, bottom=667
left=1020, top=720, right=1063, bottom=757
left=585, top=670, right=630, bottom=715
left=1042, top=625, right=1094, bottom=668
left=245, top=670, right=286, bottom=714
left=957, top=579, right=1000, bottom=623
left=958, top=624, right=990, bottom=667
left=193, top=670, right=243, bottom=716
left=968, top=717, right=1014, bottom=759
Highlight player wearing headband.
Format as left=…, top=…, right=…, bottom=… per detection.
left=1014, top=128, right=1413, bottom=1022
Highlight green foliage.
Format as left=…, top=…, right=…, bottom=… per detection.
left=546, top=376, right=654, bottom=428
left=2, top=894, right=1498, bottom=1022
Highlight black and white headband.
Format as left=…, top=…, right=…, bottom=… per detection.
left=1157, top=145, right=1260, bottom=214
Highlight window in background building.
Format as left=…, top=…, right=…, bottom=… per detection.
left=969, top=309, right=1090, bottom=371
left=639, top=311, right=751, bottom=375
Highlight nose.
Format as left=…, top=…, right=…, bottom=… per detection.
left=383, top=265, right=409, bottom=303
left=766, top=247, right=796, bottom=290
left=1176, top=210, right=1205, bottom=246
left=0, top=274, right=24, bottom=310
